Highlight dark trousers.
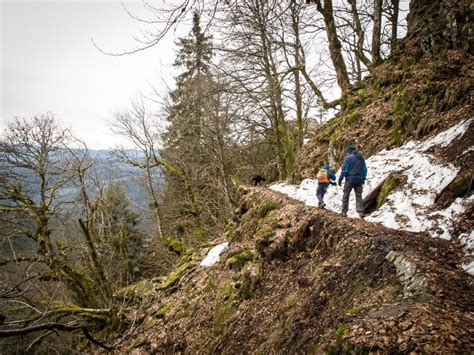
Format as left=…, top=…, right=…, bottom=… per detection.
left=316, top=184, right=328, bottom=206
left=342, top=181, right=364, bottom=214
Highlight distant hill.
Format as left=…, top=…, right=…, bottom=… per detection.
left=65, top=149, right=163, bottom=211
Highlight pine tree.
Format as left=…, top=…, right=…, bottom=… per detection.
left=96, top=183, right=144, bottom=285
left=161, top=12, right=236, bottom=244
left=164, top=11, right=215, bottom=163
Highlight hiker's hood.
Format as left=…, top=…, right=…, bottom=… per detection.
left=346, top=145, right=356, bottom=153
left=323, top=164, right=330, bottom=170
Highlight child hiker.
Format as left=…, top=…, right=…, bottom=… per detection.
left=316, top=163, right=336, bottom=208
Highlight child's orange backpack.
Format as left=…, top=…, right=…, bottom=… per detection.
left=317, top=169, right=329, bottom=183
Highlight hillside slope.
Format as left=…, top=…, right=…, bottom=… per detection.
left=110, top=188, right=473, bottom=353
left=272, top=118, right=473, bottom=275
left=296, top=50, right=473, bottom=180
left=105, top=2, right=474, bottom=351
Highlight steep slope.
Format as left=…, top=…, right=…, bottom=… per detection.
left=110, top=188, right=473, bottom=353
left=105, top=2, right=474, bottom=351
left=272, top=118, right=473, bottom=274
left=296, top=50, right=473, bottom=180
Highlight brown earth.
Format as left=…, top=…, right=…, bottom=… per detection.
left=108, top=187, right=474, bottom=354
left=296, top=49, right=473, bottom=180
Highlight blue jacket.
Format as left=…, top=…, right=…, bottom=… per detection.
left=318, top=164, right=336, bottom=186
left=339, top=149, right=367, bottom=185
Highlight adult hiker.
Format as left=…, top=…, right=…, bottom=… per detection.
left=316, top=163, right=336, bottom=208
left=338, top=145, right=367, bottom=217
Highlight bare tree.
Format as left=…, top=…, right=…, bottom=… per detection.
left=0, top=114, right=99, bottom=306
left=0, top=114, right=115, bottom=352
left=111, top=100, right=165, bottom=241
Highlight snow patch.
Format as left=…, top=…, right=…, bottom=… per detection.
left=462, top=147, right=474, bottom=155
left=270, top=119, right=472, bottom=240
left=459, top=231, right=474, bottom=276
left=200, top=242, right=229, bottom=267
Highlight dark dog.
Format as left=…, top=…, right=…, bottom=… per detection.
left=251, top=174, right=266, bottom=186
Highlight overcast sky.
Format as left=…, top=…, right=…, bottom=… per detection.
left=1, top=1, right=181, bottom=149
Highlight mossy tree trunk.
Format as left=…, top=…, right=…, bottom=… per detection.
left=255, top=0, right=294, bottom=180
left=371, top=0, right=383, bottom=63
left=315, top=0, right=352, bottom=95
left=390, top=0, right=400, bottom=52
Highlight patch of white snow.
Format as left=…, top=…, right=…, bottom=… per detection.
left=462, top=261, right=474, bottom=276
left=200, top=242, right=229, bottom=267
left=270, top=119, right=473, bottom=239
left=419, top=118, right=471, bottom=149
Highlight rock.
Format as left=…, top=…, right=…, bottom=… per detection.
left=386, top=251, right=428, bottom=297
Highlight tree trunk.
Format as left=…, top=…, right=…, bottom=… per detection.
left=372, top=0, right=383, bottom=63
left=348, top=0, right=373, bottom=71
left=291, top=5, right=304, bottom=149
left=390, top=0, right=400, bottom=53
left=256, top=1, right=289, bottom=179
left=316, top=0, right=352, bottom=95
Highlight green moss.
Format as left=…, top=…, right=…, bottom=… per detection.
left=354, top=81, right=366, bottom=90
left=342, top=96, right=360, bottom=111
left=212, top=282, right=236, bottom=336
left=143, top=318, right=159, bottom=328
left=239, top=278, right=257, bottom=300
left=115, top=279, right=154, bottom=300
left=375, top=71, right=404, bottom=87
left=217, top=281, right=234, bottom=299
left=448, top=174, right=472, bottom=197
left=238, top=269, right=260, bottom=300
left=226, top=250, right=254, bottom=271
left=203, top=275, right=216, bottom=292
left=160, top=262, right=195, bottom=289
left=195, top=226, right=206, bottom=240
left=240, top=196, right=280, bottom=228
left=377, top=175, right=404, bottom=208
left=179, top=248, right=195, bottom=262
left=240, top=208, right=254, bottom=225
left=224, top=223, right=237, bottom=237
left=174, top=301, right=192, bottom=320
left=345, top=307, right=361, bottom=316
left=346, top=111, right=362, bottom=124
left=255, top=212, right=278, bottom=254
left=155, top=300, right=176, bottom=318
left=165, top=237, right=184, bottom=256
left=256, top=211, right=277, bottom=237
left=230, top=175, right=243, bottom=188
left=130, top=339, right=147, bottom=349
left=257, top=199, right=281, bottom=219
left=335, top=324, right=349, bottom=340
left=357, top=88, right=368, bottom=101
left=388, top=94, right=411, bottom=146
left=329, top=129, right=342, bottom=143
